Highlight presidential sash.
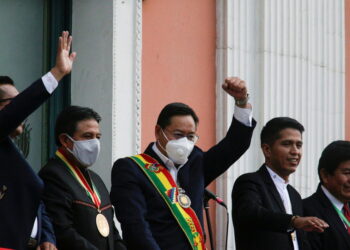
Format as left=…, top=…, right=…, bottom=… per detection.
left=130, top=154, right=205, bottom=250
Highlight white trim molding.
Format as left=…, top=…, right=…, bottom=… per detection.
left=216, top=0, right=345, bottom=249
left=112, top=0, right=143, bottom=162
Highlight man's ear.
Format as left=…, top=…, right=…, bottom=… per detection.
left=319, top=169, right=329, bottom=185
left=261, top=143, right=271, bottom=158
left=155, top=125, right=162, bottom=141
left=59, top=134, right=72, bottom=148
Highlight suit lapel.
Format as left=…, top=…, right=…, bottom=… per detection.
left=316, top=186, right=350, bottom=247
left=288, top=186, right=302, bottom=215
left=258, top=166, right=286, bottom=212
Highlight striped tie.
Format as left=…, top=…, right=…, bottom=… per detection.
left=342, top=203, right=350, bottom=235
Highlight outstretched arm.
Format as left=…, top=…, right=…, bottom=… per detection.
left=0, top=31, right=76, bottom=140
left=203, top=77, right=255, bottom=185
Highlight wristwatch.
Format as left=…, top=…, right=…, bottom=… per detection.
left=287, top=215, right=299, bottom=233
left=235, top=93, right=249, bottom=106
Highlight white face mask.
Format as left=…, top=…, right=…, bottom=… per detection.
left=66, top=134, right=100, bottom=167
left=161, top=130, right=194, bottom=165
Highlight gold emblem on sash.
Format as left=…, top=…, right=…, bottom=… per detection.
left=96, top=213, right=110, bottom=237
left=177, top=188, right=191, bottom=208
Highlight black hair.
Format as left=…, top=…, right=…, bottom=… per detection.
left=0, top=76, right=14, bottom=99
left=318, top=140, right=350, bottom=183
left=156, top=102, right=199, bottom=129
left=55, top=105, right=101, bottom=146
left=260, top=117, right=304, bottom=146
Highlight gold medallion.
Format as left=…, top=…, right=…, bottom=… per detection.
left=177, top=193, right=191, bottom=208
left=96, top=213, right=110, bottom=237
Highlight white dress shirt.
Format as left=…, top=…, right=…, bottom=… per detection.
left=152, top=143, right=183, bottom=183
left=233, top=105, right=253, bottom=127
left=266, top=166, right=299, bottom=250
left=42, top=71, right=59, bottom=94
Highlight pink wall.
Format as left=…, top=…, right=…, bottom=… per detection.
left=346, top=0, right=350, bottom=139
left=142, top=0, right=216, bottom=152
left=142, top=0, right=217, bottom=247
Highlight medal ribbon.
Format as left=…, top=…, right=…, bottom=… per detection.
left=333, top=204, right=350, bottom=227
left=130, top=154, right=205, bottom=250
left=56, top=149, right=101, bottom=209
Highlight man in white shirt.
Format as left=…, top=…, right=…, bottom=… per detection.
left=232, top=117, right=328, bottom=250
left=303, top=140, right=350, bottom=250
left=0, top=31, right=76, bottom=250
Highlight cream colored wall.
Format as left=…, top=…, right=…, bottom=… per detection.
left=346, top=0, right=350, bottom=140
left=217, top=1, right=346, bottom=249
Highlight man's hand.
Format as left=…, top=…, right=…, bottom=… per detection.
left=222, top=77, right=251, bottom=108
left=50, top=31, right=77, bottom=82
left=292, top=216, right=329, bottom=233
left=36, top=242, right=57, bottom=250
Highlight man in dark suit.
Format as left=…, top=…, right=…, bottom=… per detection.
left=39, top=106, right=126, bottom=250
left=303, top=140, right=350, bottom=250
left=232, top=117, right=329, bottom=250
left=0, top=77, right=56, bottom=250
left=0, top=31, right=76, bottom=250
left=111, top=77, right=256, bottom=250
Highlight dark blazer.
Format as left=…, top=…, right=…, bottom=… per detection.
left=303, top=185, right=350, bottom=250
left=37, top=201, right=56, bottom=246
left=232, top=165, right=310, bottom=250
left=0, top=79, right=51, bottom=249
left=111, top=116, right=256, bottom=250
left=39, top=158, right=126, bottom=250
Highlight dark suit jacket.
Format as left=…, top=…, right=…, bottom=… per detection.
left=111, top=116, right=256, bottom=250
left=0, top=79, right=51, bottom=249
left=39, top=157, right=126, bottom=250
left=303, top=185, right=350, bottom=250
left=37, top=201, right=56, bottom=246
left=232, top=165, right=310, bottom=250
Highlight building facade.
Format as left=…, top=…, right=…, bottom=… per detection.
left=1, top=0, right=349, bottom=249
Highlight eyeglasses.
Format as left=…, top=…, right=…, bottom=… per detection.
left=164, top=129, right=199, bottom=143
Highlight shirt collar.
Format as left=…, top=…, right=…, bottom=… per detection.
left=321, top=185, right=344, bottom=211
left=266, top=165, right=289, bottom=189
left=152, top=142, right=176, bottom=170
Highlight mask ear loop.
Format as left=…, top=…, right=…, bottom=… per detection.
left=161, top=129, right=170, bottom=141
left=157, top=129, right=169, bottom=152
left=64, top=133, right=76, bottom=154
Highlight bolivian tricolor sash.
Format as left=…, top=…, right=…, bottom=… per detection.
left=130, top=154, right=205, bottom=250
left=56, top=149, right=102, bottom=209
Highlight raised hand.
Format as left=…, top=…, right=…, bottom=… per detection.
left=222, top=77, right=250, bottom=108
left=50, top=31, right=77, bottom=81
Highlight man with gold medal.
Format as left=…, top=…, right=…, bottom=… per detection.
left=111, top=77, right=256, bottom=250
left=39, top=106, right=127, bottom=250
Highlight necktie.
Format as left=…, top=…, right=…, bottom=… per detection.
left=342, top=203, right=350, bottom=234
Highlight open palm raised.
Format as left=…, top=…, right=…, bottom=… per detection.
left=51, top=31, right=77, bottom=81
